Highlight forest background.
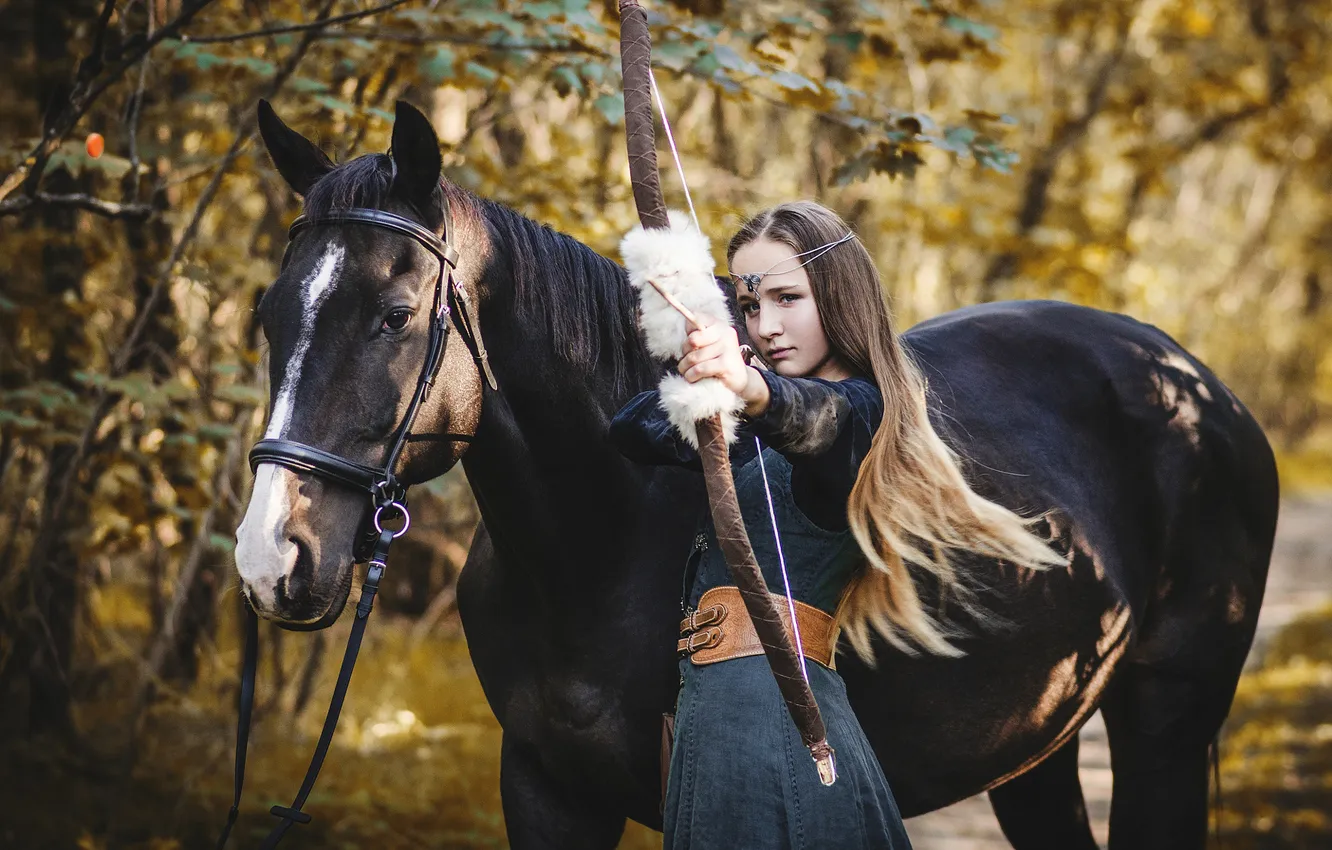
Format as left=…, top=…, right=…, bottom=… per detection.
left=2, top=0, right=1331, bottom=847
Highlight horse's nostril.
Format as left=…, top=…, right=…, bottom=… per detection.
left=282, top=536, right=315, bottom=608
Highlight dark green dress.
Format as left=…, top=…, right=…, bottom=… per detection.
left=611, top=371, right=912, bottom=850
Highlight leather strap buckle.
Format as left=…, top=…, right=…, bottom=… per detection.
left=677, top=626, right=722, bottom=655
left=679, top=603, right=727, bottom=634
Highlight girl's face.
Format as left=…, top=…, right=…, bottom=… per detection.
left=732, top=236, right=850, bottom=381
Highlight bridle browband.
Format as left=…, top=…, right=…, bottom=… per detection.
left=216, top=202, right=497, bottom=850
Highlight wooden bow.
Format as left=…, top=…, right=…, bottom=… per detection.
left=617, top=0, right=836, bottom=786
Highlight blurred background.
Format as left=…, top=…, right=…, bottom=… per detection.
left=1, top=0, right=1330, bottom=847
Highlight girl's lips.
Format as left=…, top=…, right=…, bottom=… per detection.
left=768, top=347, right=794, bottom=360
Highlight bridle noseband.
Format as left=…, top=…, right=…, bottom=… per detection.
left=248, top=204, right=497, bottom=558
left=216, top=203, right=497, bottom=850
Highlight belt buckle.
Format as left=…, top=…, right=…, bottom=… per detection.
left=686, top=603, right=727, bottom=632
left=685, top=626, right=722, bottom=653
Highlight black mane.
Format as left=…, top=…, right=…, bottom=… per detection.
left=302, top=154, right=653, bottom=401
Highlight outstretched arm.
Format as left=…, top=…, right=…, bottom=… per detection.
left=747, top=371, right=883, bottom=529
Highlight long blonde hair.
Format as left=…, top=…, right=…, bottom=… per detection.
left=727, top=201, right=1064, bottom=661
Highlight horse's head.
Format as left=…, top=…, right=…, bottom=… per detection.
left=235, top=100, right=483, bottom=627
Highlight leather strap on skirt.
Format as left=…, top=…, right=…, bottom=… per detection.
left=678, top=586, right=837, bottom=669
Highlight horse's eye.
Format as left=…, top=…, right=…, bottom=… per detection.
left=381, top=309, right=413, bottom=333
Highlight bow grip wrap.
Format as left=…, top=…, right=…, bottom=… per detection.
left=619, top=0, right=669, bottom=231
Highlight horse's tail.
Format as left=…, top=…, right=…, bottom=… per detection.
left=1210, top=733, right=1224, bottom=847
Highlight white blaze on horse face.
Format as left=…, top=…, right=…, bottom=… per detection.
left=266, top=244, right=347, bottom=440
left=236, top=243, right=346, bottom=609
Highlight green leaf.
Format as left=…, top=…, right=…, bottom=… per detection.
left=209, top=533, right=236, bottom=553
left=463, top=61, right=500, bottom=85
left=577, top=60, right=607, bottom=85
left=290, top=76, right=329, bottom=94
left=421, top=47, right=456, bottom=84
left=198, top=423, right=236, bottom=440
left=944, top=15, right=999, bottom=43
left=691, top=51, right=721, bottom=76
left=654, top=40, right=701, bottom=72
left=973, top=141, right=1020, bottom=173
left=711, top=44, right=761, bottom=77
left=827, top=32, right=864, bottom=53
left=315, top=94, right=362, bottom=116
left=549, top=65, right=584, bottom=97
left=46, top=140, right=131, bottom=180
left=0, top=410, right=43, bottom=429
left=559, top=0, right=601, bottom=31
left=832, top=156, right=872, bottom=186
left=73, top=370, right=107, bottom=388
left=524, top=1, right=561, bottom=20
left=834, top=141, right=925, bottom=185
left=770, top=70, right=819, bottom=93
left=593, top=93, right=624, bottom=126
left=673, top=20, right=723, bottom=41
left=164, top=41, right=277, bottom=75
left=935, top=126, right=977, bottom=155
left=465, top=9, right=525, bottom=38
left=215, top=384, right=266, bottom=406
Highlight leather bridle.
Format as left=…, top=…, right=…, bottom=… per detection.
left=250, top=203, right=496, bottom=545
left=216, top=201, right=496, bottom=850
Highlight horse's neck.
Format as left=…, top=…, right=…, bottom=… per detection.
left=459, top=202, right=661, bottom=584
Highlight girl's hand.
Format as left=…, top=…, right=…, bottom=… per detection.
left=678, top=322, right=770, bottom=414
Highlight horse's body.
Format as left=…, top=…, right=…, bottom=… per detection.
left=459, top=292, right=1277, bottom=849
left=240, top=103, right=1278, bottom=850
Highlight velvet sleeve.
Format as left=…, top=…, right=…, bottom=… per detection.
left=607, top=389, right=703, bottom=469
left=609, top=388, right=766, bottom=470
left=746, top=370, right=883, bottom=530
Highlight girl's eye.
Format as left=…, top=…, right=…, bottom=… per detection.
left=741, top=302, right=759, bottom=315
left=381, top=309, right=413, bottom=333
left=779, top=293, right=799, bottom=304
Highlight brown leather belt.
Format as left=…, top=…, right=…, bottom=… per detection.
left=677, top=586, right=837, bottom=669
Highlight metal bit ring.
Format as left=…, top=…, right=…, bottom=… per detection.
left=373, top=501, right=412, bottom=538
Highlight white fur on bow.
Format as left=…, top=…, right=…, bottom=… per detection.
left=620, top=211, right=743, bottom=448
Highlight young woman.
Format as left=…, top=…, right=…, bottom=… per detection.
left=610, top=201, right=1060, bottom=849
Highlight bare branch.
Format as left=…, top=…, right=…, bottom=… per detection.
left=0, top=192, right=154, bottom=221
left=186, top=21, right=604, bottom=55
left=180, top=0, right=415, bottom=44
left=316, top=29, right=603, bottom=53
left=125, top=0, right=157, bottom=179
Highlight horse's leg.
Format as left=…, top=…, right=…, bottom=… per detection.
left=988, top=734, right=1099, bottom=850
left=500, top=734, right=627, bottom=850
left=1099, top=667, right=1215, bottom=850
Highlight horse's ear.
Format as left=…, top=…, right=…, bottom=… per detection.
left=257, top=99, right=334, bottom=197
left=389, top=100, right=443, bottom=220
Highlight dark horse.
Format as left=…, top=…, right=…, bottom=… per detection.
left=234, top=101, right=1279, bottom=849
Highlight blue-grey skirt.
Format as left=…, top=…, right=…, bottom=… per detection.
left=664, top=655, right=912, bottom=849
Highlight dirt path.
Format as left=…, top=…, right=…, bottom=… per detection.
left=904, top=494, right=1332, bottom=849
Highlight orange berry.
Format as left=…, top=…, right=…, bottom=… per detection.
left=86, top=133, right=104, bottom=158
